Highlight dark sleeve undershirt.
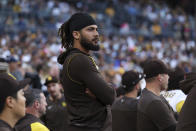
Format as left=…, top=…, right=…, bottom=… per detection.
left=69, top=54, right=116, bottom=105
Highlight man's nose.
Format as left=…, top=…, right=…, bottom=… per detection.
left=94, top=29, right=99, bottom=36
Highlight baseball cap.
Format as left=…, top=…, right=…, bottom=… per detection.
left=143, top=59, right=169, bottom=79
left=0, top=73, right=31, bottom=100
left=121, top=70, right=145, bottom=92
left=44, top=76, right=58, bottom=86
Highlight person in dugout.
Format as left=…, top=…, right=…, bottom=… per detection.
left=15, top=88, right=49, bottom=131
left=42, top=76, right=68, bottom=131
left=137, top=59, right=177, bottom=131
left=57, top=13, right=116, bottom=131
left=112, top=70, right=145, bottom=131
left=0, top=73, right=30, bottom=131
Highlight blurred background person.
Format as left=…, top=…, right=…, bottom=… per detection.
left=42, top=76, right=68, bottom=131
left=0, top=58, right=8, bottom=73
left=6, top=56, right=23, bottom=80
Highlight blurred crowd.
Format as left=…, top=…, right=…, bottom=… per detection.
left=0, top=0, right=196, bottom=89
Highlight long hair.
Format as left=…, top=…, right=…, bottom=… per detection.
left=58, top=19, right=74, bottom=49
left=57, top=19, right=74, bottom=65
left=57, top=12, right=96, bottom=65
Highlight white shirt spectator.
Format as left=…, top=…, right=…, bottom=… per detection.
left=161, top=90, right=187, bottom=113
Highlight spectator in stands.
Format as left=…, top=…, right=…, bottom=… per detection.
left=0, top=58, right=8, bottom=73
left=7, top=56, right=23, bottom=80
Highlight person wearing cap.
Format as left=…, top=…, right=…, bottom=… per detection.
left=137, top=59, right=177, bottom=131
left=6, top=56, right=23, bottom=81
left=161, top=67, right=186, bottom=114
left=176, top=73, right=196, bottom=131
left=112, top=70, right=144, bottom=131
left=57, top=13, right=116, bottom=131
left=0, top=73, right=30, bottom=131
left=42, top=76, right=68, bottom=131
left=15, top=88, right=49, bottom=131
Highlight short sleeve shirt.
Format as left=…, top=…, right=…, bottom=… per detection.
left=137, top=88, right=177, bottom=131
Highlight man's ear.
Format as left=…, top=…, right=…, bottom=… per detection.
left=6, top=96, right=15, bottom=108
left=157, top=74, right=163, bottom=82
left=135, top=84, right=140, bottom=90
left=33, top=100, right=40, bottom=109
left=72, top=31, right=80, bottom=40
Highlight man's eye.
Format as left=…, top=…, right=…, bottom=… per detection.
left=88, top=28, right=93, bottom=31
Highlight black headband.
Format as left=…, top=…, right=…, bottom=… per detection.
left=69, top=13, right=97, bottom=33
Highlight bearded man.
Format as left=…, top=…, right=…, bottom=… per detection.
left=57, top=13, right=116, bottom=131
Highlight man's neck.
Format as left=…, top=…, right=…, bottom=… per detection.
left=73, top=41, right=89, bottom=54
left=26, top=108, right=40, bottom=118
left=0, top=111, right=18, bottom=128
left=125, top=90, right=138, bottom=98
left=146, top=82, right=161, bottom=96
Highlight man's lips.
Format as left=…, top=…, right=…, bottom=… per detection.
left=93, top=38, right=99, bottom=43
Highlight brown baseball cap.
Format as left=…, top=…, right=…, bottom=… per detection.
left=0, top=73, right=31, bottom=100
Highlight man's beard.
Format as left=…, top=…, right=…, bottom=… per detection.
left=80, top=37, right=100, bottom=51
left=161, top=83, right=168, bottom=91
left=39, top=107, right=46, bottom=117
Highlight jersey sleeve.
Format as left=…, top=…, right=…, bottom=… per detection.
left=69, top=54, right=116, bottom=105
